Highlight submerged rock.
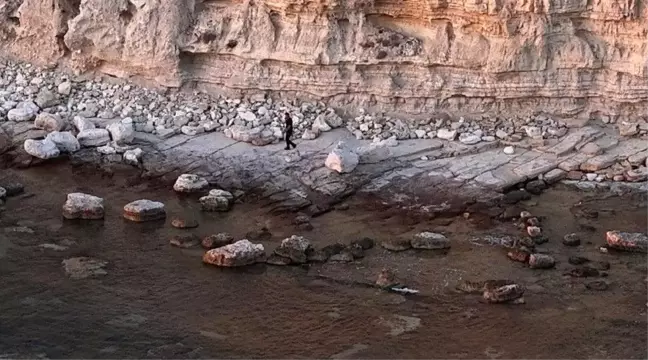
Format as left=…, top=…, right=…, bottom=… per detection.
left=169, top=234, right=200, bottom=248
left=24, top=138, right=60, bottom=159
left=381, top=238, right=411, bottom=252
left=123, top=199, right=166, bottom=222
left=483, top=283, right=525, bottom=304
left=202, top=239, right=266, bottom=267
left=173, top=174, right=209, bottom=193
left=171, top=217, right=199, bottom=229
left=62, top=257, right=108, bottom=279
left=350, top=237, right=375, bottom=250
left=562, top=233, right=581, bottom=247
left=605, top=231, right=648, bottom=253
left=411, top=232, right=450, bottom=250
left=528, top=253, right=555, bottom=269
left=201, top=233, right=234, bottom=249
left=62, top=193, right=105, bottom=220
left=274, top=235, right=312, bottom=264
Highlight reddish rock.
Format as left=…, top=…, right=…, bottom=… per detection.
left=606, top=231, right=648, bottom=253
left=507, top=249, right=530, bottom=263
left=566, top=170, right=583, bottom=180
left=202, top=240, right=266, bottom=267
left=123, top=199, right=166, bottom=222
left=201, top=233, right=234, bottom=249
left=169, top=234, right=200, bottom=248
left=483, top=283, right=525, bottom=304
left=527, top=226, right=542, bottom=238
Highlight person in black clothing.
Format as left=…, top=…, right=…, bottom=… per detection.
left=284, top=112, right=297, bottom=150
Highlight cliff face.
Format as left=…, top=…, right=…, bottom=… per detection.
left=1, top=0, right=647, bottom=121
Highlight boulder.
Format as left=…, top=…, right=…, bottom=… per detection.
left=62, top=193, right=105, bottom=220
left=171, top=217, right=199, bottom=229
left=411, top=232, right=450, bottom=249
left=208, top=189, right=234, bottom=202
left=24, top=138, right=60, bottom=159
left=1, top=183, right=24, bottom=197
left=528, top=254, right=555, bottom=269
left=35, top=89, right=59, bottom=108
left=173, top=174, right=209, bottom=193
left=605, top=231, right=648, bottom=253
left=201, top=233, right=234, bottom=249
left=73, top=116, right=96, bottom=132
left=77, top=128, right=110, bottom=147
left=123, top=148, right=143, bottom=165
left=123, top=199, right=166, bottom=222
left=34, top=113, right=66, bottom=132
left=106, top=122, right=135, bottom=144
left=357, top=143, right=391, bottom=164
left=312, top=114, right=332, bottom=132
left=350, top=237, right=375, bottom=250
left=527, top=226, right=542, bottom=238
left=202, top=239, right=266, bottom=267
left=7, top=101, right=39, bottom=122
left=301, top=128, right=319, bottom=140
left=562, top=233, right=581, bottom=247
left=325, top=141, right=359, bottom=173
left=436, top=128, right=457, bottom=141
left=46, top=131, right=80, bottom=153
left=507, top=249, right=530, bottom=263
left=58, top=81, right=72, bottom=95
left=274, top=235, right=312, bottom=264
left=199, top=194, right=231, bottom=212
left=224, top=125, right=274, bottom=146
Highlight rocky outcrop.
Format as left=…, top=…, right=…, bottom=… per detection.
left=0, top=0, right=646, bottom=121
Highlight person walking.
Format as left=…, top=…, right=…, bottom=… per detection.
left=284, top=112, right=297, bottom=150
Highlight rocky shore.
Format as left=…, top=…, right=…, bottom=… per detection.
left=1, top=59, right=647, bottom=216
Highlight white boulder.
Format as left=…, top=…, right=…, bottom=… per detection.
left=106, top=121, right=134, bottom=144
left=7, top=101, right=39, bottom=122
left=202, top=239, right=266, bottom=267
left=34, top=113, right=66, bottom=132
left=46, top=131, right=80, bottom=153
left=173, top=174, right=209, bottom=193
left=24, top=138, right=60, bottom=159
left=73, top=116, right=96, bottom=132
left=77, top=129, right=110, bottom=147
left=325, top=141, right=359, bottom=173
left=123, top=148, right=143, bottom=165
left=62, top=193, right=105, bottom=220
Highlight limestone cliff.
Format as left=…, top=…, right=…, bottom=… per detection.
left=1, top=0, right=647, bottom=122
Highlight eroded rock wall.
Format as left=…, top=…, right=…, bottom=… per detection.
left=1, top=0, right=647, bottom=121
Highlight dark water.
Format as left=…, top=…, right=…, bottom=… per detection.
left=0, top=165, right=646, bottom=359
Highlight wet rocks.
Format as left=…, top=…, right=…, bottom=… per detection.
left=202, top=239, right=266, bottom=267
left=123, top=199, right=166, bottom=222
left=169, top=234, right=200, bottom=248
left=507, top=249, right=530, bottom=263
left=328, top=250, right=355, bottom=262
left=62, top=257, right=108, bottom=279
left=266, top=254, right=293, bottom=266
left=62, top=193, right=105, bottom=220
left=273, top=235, right=312, bottom=264
left=34, top=113, right=66, bottom=132
left=0, top=183, right=23, bottom=197
left=201, top=233, right=234, bottom=249
left=24, top=138, right=60, bottom=159
left=528, top=253, right=555, bottom=269
left=562, top=233, right=581, bottom=247
left=605, top=231, right=648, bottom=253
left=350, top=237, right=375, bottom=250
left=525, top=179, right=546, bottom=195
left=171, top=217, right=199, bottom=229
left=293, top=214, right=313, bottom=231
left=410, top=232, right=450, bottom=250
left=325, top=141, right=359, bottom=173
left=77, top=128, right=110, bottom=147
left=173, top=174, right=209, bottom=193
left=245, top=227, right=272, bottom=242
left=527, top=226, right=542, bottom=238
left=199, top=190, right=232, bottom=212
left=585, top=280, right=609, bottom=291
left=483, top=283, right=525, bottom=304
left=46, top=131, right=80, bottom=153
left=381, top=238, right=412, bottom=252
left=567, top=266, right=600, bottom=278
left=568, top=256, right=590, bottom=265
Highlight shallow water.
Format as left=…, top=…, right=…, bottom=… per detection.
left=0, top=165, right=646, bottom=359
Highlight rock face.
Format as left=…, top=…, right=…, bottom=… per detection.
left=123, top=200, right=166, bottom=222
left=62, top=193, right=105, bottom=220
left=1, top=1, right=646, bottom=121
left=202, top=240, right=266, bottom=267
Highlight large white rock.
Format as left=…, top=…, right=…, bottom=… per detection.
left=224, top=125, right=274, bottom=146
left=46, top=131, right=80, bottom=153
left=73, top=116, right=96, bottom=132
left=274, top=235, right=313, bottom=264
left=357, top=143, right=391, bottom=164
left=24, top=138, right=60, bottom=159
left=200, top=194, right=232, bottom=212
left=77, top=128, right=110, bottom=147
left=58, top=81, right=72, bottom=95
left=62, top=193, right=105, bottom=219
left=123, top=148, right=143, bottom=165
left=202, top=239, right=266, bottom=267
left=208, top=189, right=234, bottom=202
left=106, top=121, right=134, bottom=144
left=325, top=141, right=359, bottom=173
left=301, top=128, right=319, bottom=140
left=458, top=133, right=481, bottom=145
left=34, top=113, right=66, bottom=132
left=238, top=111, right=257, bottom=122
left=7, top=101, right=39, bottom=122
left=437, top=128, right=457, bottom=141
left=173, top=174, right=209, bottom=193
left=312, top=115, right=332, bottom=132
